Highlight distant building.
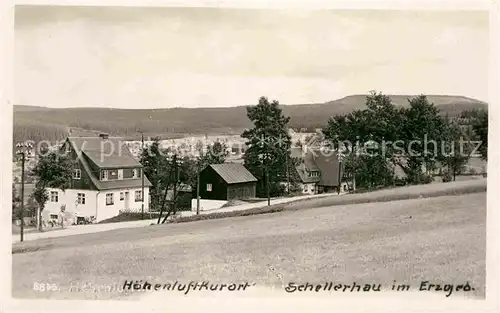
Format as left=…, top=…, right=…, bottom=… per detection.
left=44, top=134, right=152, bottom=223
left=199, top=163, right=257, bottom=201
left=291, top=147, right=349, bottom=194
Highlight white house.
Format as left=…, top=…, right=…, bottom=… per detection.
left=43, top=134, right=152, bottom=223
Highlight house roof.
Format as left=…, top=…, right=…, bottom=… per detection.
left=293, top=148, right=343, bottom=186
left=67, top=137, right=152, bottom=191
left=208, top=163, right=257, bottom=184
left=68, top=137, right=140, bottom=169
left=312, top=149, right=343, bottom=187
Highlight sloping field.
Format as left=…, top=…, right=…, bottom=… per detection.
left=12, top=192, right=486, bottom=300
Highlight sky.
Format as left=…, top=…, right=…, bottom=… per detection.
left=14, top=6, right=489, bottom=108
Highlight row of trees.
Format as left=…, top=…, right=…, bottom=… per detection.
left=322, top=91, right=488, bottom=189
left=239, top=92, right=488, bottom=195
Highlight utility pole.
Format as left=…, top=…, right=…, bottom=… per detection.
left=266, top=162, right=270, bottom=206
left=196, top=160, right=200, bottom=215
left=20, top=152, right=25, bottom=241
left=338, top=151, right=343, bottom=195
left=173, top=154, right=179, bottom=214
left=16, top=142, right=33, bottom=242
left=285, top=148, right=290, bottom=195
left=141, top=131, right=145, bottom=220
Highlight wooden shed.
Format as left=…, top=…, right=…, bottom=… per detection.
left=199, top=163, right=257, bottom=201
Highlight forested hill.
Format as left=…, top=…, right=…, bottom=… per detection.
left=14, top=94, right=487, bottom=144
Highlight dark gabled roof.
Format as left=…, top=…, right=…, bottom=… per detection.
left=68, top=137, right=140, bottom=169
left=208, top=163, right=257, bottom=184
left=312, top=149, right=343, bottom=187
left=292, top=148, right=343, bottom=186
left=67, top=137, right=152, bottom=191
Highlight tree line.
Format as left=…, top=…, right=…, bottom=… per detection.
left=322, top=91, right=488, bottom=189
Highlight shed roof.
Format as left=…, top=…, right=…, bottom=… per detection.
left=208, top=163, right=257, bottom=184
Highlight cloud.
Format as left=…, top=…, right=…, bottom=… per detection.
left=14, top=7, right=488, bottom=108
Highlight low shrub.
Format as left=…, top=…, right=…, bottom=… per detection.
left=99, top=212, right=162, bottom=224
left=171, top=206, right=285, bottom=224
left=442, top=171, right=453, bottom=183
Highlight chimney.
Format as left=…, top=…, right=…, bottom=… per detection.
left=98, top=133, right=109, bottom=140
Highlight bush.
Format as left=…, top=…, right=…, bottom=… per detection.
left=420, top=174, right=434, bottom=184
left=442, top=171, right=452, bottom=183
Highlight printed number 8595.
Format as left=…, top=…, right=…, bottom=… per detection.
left=33, top=282, right=59, bottom=292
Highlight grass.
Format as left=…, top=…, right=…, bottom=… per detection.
left=12, top=192, right=486, bottom=300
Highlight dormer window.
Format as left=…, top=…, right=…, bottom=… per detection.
left=308, top=171, right=320, bottom=177
left=73, top=169, right=81, bottom=179
left=132, top=168, right=141, bottom=179
left=101, top=170, right=108, bottom=181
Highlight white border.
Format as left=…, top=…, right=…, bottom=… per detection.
left=1, top=0, right=499, bottom=312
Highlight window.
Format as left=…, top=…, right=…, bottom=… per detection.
left=77, top=193, right=86, bottom=205
left=50, top=191, right=58, bottom=202
left=120, top=192, right=124, bottom=200
left=135, top=190, right=143, bottom=202
left=303, top=185, right=308, bottom=192
left=132, top=169, right=139, bottom=179
left=101, top=170, right=108, bottom=181
left=118, top=169, right=123, bottom=180
left=50, top=214, right=58, bottom=219
left=206, top=184, right=212, bottom=192
left=73, top=169, right=81, bottom=179
left=106, top=193, right=114, bottom=205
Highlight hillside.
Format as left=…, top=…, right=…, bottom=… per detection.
left=13, top=94, right=487, bottom=144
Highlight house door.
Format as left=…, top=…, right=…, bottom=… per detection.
left=124, top=192, right=130, bottom=210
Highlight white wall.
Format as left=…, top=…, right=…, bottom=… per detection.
left=300, top=183, right=317, bottom=195
left=44, top=187, right=149, bottom=223
left=44, top=188, right=98, bottom=220
left=191, top=199, right=228, bottom=212
left=97, top=187, right=150, bottom=222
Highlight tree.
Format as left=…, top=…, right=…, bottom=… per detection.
left=470, top=109, right=488, bottom=160
left=397, top=95, right=446, bottom=184
left=322, top=92, right=397, bottom=189
left=31, top=151, right=73, bottom=231
left=438, top=121, right=471, bottom=181
left=242, top=97, right=292, bottom=197
left=12, top=184, right=21, bottom=222
left=199, top=141, right=229, bottom=167
left=157, top=152, right=195, bottom=224
left=139, top=137, right=171, bottom=211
